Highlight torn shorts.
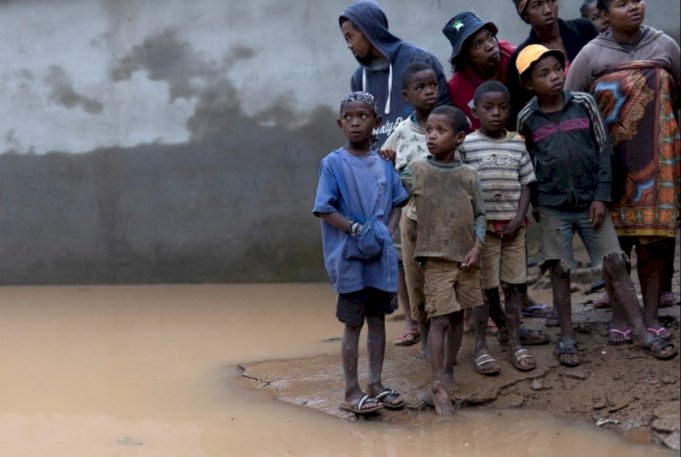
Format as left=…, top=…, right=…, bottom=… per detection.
left=538, top=206, right=623, bottom=273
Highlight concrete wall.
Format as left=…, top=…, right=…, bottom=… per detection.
left=0, top=0, right=678, bottom=284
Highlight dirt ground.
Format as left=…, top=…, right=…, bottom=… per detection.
left=241, top=238, right=681, bottom=451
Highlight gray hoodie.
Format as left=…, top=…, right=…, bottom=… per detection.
left=566, top=25, right=680, bottom=92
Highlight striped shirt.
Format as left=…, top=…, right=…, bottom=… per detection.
left=459, top=130, right=536, bottom=222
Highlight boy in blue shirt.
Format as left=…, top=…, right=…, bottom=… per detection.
left=313, top=92, right=409, bottom=415
left=516, top=45, right=676, bottom=366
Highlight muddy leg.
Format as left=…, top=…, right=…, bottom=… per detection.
left=635, top=242, right=664, bottom=331
left=602, top=252, right=639, bottom=335
left=485, top=287, right=508, bottom=341
left=473, top=301, right=499, bottom=375
left=428, top=314, right=455, bottom=416
left=394, top=268, right=419, bottom=342
left=484, top=287, right=508, bottom=341
left=342, top=323, right=364, bottom=402
left=550, top=261, right=580, bottom=366
left=366, top=315, right=386, bottom=395
left=443, top=310, right=463, bottom=393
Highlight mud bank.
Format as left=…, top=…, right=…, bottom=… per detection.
left=242, top=280, right=681, bottom=451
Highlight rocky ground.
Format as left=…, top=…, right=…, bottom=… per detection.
left=240, top=237, right=681, bottom=451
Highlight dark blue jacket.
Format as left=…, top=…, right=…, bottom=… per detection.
left=517, top=91, right=613, bottom=209
left=339, top=1, right=449, bottom=144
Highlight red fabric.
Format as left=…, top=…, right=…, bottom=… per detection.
left=447, top=40, right=515, bottom=132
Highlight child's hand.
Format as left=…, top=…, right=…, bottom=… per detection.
left=501, top=218, right=522, bottom=239
left=379, top=148, right=396, bottom=162
left=589, top=201, right=607, bottom=229
left=461, top=247, right=481, bottom=271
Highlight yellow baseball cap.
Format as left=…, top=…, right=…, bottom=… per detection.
left=515, top=44, right=565, bottom=82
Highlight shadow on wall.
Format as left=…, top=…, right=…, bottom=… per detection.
left=0, top=29, right=342, bottom=284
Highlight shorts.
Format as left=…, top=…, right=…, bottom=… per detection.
left=400, top=215, right=426, bottom=321
left=538, top=207, right=623, bottom=273
left=480, top=226, right=527, bottom=289
left=336, top=287, right=397, bottom=326
left=422, top=258, right=483, bottom=318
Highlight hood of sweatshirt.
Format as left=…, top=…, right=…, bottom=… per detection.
left=339, top=1, right=402, bottom=66
left=591, top=25, right=663, bottom=51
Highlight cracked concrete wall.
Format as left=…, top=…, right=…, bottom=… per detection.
left=0, top=1, right=678, bottom=284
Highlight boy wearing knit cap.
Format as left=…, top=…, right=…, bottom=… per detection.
left=516, top=45, right=676, bottom=366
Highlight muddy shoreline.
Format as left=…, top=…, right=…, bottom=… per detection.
left=241, top=254, right=681, bottom=451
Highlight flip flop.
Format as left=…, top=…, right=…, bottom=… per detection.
left=339, top=394, right=383, bottom=415
left=521, top=303, right=549, bottom=318
left=474, top=352, right=500, bottom=376
left=647, top=326, right=672, bottom=341
left=608, top=327, right=632, bottom=345
left=374, top=388, right=405, bottom=410
left=393, top=330, right=421, bottom=347
left=554, top=337, right=582, bottom=367
left=639, top=334, right=677, bottom=360
left=507, top=348, right=536, bottom=371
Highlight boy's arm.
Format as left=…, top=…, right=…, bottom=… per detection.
left=380, top=127, right=400, bottom=164
left=319, top=212, right=354, bottom=234
left=386, top=207, right=402, bottom=234
left=580, top=94, right=613, bottom=203
left=517, top=121, right=540, bottom=220
left=462, top=174, right=486, bottom=270
left=470, top=172, right=486, bottom=247
left=501, top=185, right=531, bottom=237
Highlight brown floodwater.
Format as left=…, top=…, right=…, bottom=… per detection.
left=0, top=284, right=674, bottom=456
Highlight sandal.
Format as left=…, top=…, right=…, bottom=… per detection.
left=521, top=303, right=549, bottom=318
left=639, top=334, right=677, bottom=360
left=393, top=330, right=421, bottom=347
left=474, top=352, right=500, bottom=376
left=554, top=337, right=582, bottom=367
left=339, top=394, right=383, bottom=415
left=373, top=388, right=405, bottom=410
left=608, top=327, right=633, bottom=345
left=647, top=326, right=672, bottom=341
left=507, top=348, right=536, bottom=371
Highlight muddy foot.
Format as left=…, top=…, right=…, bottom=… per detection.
left=432, top=381, right=455, bottom=416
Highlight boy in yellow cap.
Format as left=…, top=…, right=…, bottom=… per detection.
left=516, top=45, right=676, bottom=366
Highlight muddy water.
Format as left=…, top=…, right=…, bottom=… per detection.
left=0, top=284, right=673, bottom=456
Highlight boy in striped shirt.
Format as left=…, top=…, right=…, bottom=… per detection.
left=459, top=80, right=538, bottom=374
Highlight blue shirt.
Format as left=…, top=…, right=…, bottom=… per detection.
left=313, top=147, right=408, bottom=293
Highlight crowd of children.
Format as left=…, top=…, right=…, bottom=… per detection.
left=314, top=0, right=680, bottom=416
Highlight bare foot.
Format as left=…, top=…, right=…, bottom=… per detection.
left=432, top=381, right=455, bottom=416
left=417, top=347, right=431, bottom=361
left=443, top=373, right=456, bottom=397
